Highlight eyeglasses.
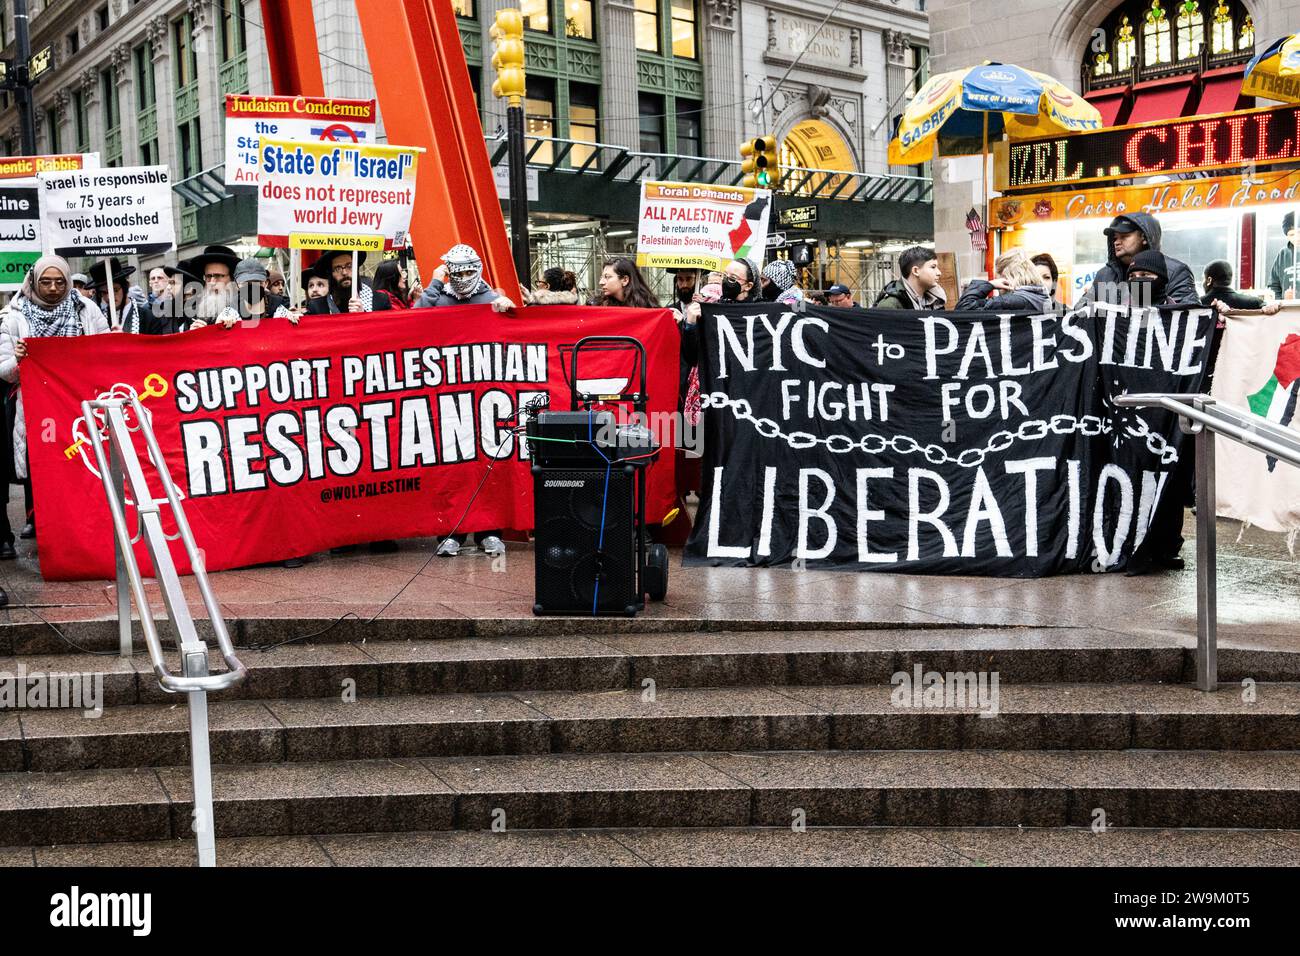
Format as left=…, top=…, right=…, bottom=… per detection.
left=37, top=277, right=67, bottom=287
left=331, top=264, right=352, bottom=275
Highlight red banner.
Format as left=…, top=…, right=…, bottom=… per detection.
left=23, top=305, right=679, bottom=580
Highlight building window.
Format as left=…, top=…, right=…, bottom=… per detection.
left=676, top=98, right=702, bottom=156
left=101, top=70, right=118, bottom=129
left=67, top=29, right=80, bottom=54
left=1210, top=1, right=1232, bottom=53
left=638, top=92, right=664, bottom=153
left=0, top=2, right=8, bottom=49
left=1116, top=16, right=1136, bottom=70
left=72, top=90, right=88, bottom=152
left=565, top=0, right=594, bottom=40
left=670, top=0, right=696, bottom=59
left=220, top=0, right=247, bottom=61
left=135, top=44, right=156, bottom=111
left=1238, top=13, right=1253, bottom=50
left=569, top=82, right=599, bottom=166
left=1175, top=1, right=1204, bottom=60
left=520, top=0, right=549, bottom=33
left=1143, top=0, right=1172, bottom=65
left=96, top=4, right=108, bottom=31
left=140, top=139, right=158, bottom=166
left=173, top=15, right=198, bottom=87
left=178, top=118, right=202, bottom=178
left=45, top=108, right=60, bottom=153
left=525, top=76, right=555, bottom=164
left=452, top=0, right=474, bottom=15
left=634, top=0, right=659, bottom=53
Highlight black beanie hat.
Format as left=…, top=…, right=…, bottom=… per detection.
left=1127, top=249, right=1168, bottom=281
left=1284, top=212, right=1296, bottom=235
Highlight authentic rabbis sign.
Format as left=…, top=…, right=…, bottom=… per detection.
left=686, top=302, right=1213, bottom=575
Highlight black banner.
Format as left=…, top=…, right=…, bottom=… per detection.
left=684, top=302, right=1214, bottom=576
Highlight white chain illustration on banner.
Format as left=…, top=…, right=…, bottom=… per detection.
left=700, top=392, right=1179, bottom=467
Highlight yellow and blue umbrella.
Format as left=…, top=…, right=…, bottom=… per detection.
left=1243, top=35, right=1300, bottom=104
left=889, top=62, right=1103, bottom=166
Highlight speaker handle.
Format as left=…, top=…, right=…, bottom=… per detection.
left=570, top=335, right=648, bottom=412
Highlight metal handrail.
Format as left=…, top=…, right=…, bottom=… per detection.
left=1113, top=393, right=1300, bottom=692
left=82, top=393, right=246, bottom=867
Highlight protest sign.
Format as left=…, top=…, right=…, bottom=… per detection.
left=224, top=94, right=377, bottom=187
left=1211, top=313, right=1300, bottom=539
left=686, top=301, right=1214, bottom=574
left=0, top=154, right=100, bottom=290
left=36, top=165, right=175, bottom=258
left=256, top=139, right=420, bottom=252
left=23, top=306, right=680, bottom=580
left=636, top=180, right=772, bottom=272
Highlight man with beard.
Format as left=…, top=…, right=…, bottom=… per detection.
left=667, top=267, right=699, bottom=310
left=190, top=258, right=296, bottom=329
left=304, top=250, right=391, bottom=314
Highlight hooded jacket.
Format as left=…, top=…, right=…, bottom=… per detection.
left=954, top=280, right=1053, bottom=313
left=1267, top=243, right=1299, bottom=299
left=1087, top=212, right=1198, bottom=306
left=872, top=278, right=946, bottom=310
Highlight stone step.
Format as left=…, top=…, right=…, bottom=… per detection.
left=6, top=630, right=1298, bottom=709
left=8, top=683, right=1300, bottom=772
left=6, top=825, right=1299, bottom=867
left=3, top=749, right=1299, bottom=845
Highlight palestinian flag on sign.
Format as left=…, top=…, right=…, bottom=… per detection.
left=1246, top=333, right=1300, bottom=472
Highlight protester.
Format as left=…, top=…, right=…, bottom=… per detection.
left=873, top=246, right=946, bottom=310
left=304, top=250, right=391, bottom=314
left=719, top=257, right=758, bottom=303
left=956, top=250, right=1053, bottom=312
left=372, top=260, right=413, bottom=310
left=1201, top=260, right=1281, bottom=314
left=760, top=259, right=803, bottom=306
left=808, top=291, right=829, bottom=306
left=190, top=258, right=295, bottom=330
left=826, top=284, right=858, bottom=308
left=1267, top=212, right=1300, bottom=300
left=415, top=244, right=515, bottom=310
left=89, top=258, right=172, bottom=334
left=591, top=256, right=660, bottom=308
left=668, top=267, right=699, bottom=310
left=525, top=267, right=581, bottom=305
left=1087, top=213, right=1197, bottom=306
left=147, top=266, right=170, bottom=307
left=1031, top=253, right=1060, bottom=304
left=303, top=269, right=329, bottom=305
left=266, top=268, right=287, bottom=298
left=71, top=273, right=95, bottom=302
left=0, top=256, right=110, bottom=545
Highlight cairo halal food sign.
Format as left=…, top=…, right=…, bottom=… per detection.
left=1006, top=102, right=1300, bottom=190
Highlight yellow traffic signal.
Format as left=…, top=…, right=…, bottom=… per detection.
left=490, top=9, right=526, bottom=104
left=739, top=136, right=779, bottom=190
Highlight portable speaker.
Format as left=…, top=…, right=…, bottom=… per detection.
left=533, top=466, right=639, bottom=616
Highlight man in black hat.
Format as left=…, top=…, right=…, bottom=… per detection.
left=1086, top=213, right=1197, bottom=306
left=1267, top=211, right=1300, bottom=301
left=305, top=250, right=390, bottom=315
left=151, top=263, right=198, bottom=329
left=180, top=244, right=241, bottom=295
left=89, top=257, right=171, bottom=334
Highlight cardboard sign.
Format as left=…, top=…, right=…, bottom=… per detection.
left=636, top=180, right=772, bottom=271
left=224, top=94, right=377, bottom=187
left=0, top=183, right=42, bottom=291
left=36, top=165, right=175, bottom=258
left=256, top=139, right=419, bottom=251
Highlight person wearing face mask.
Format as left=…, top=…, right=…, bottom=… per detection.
left=1124, top=250, right=1175, bottom=306
left=0, top=256, right=110, bottom=551
left=760, top=259, right=804, bottom=306
left=1086, top=214, right=1197, bottom=307
left=719, top=257, right=758, bottom=303
left=415, top=244, right=516, bottom=311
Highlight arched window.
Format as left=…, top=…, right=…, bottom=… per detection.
left=1086, top=0, right=1254, bottom=88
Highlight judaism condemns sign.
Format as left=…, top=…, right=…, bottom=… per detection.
left=256, top=139, right=420, bottom=252
left=686, top=302, right=1214, bottom=574
left=224, top=94, right=377, bottom=187
left=36, top=165, right=175, bottom=257
left=22, top=306, right=679, bottom=580
left=637, top=180, right=772, bottom=272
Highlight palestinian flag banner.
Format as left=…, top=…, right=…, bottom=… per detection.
left=1211, top=313, right=1300, bottom=542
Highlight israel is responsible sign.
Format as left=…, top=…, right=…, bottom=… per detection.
left=686, top=301, right=1214, bottom=575
left=36, top=165, right=175, bottom=257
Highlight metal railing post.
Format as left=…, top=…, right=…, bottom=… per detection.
left=1194, top=401, right=1217, bottom=691
left=109, top=443, right=132, bottom=659
left=183, top=644, right=217, bottom=868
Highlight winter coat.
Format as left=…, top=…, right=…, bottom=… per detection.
left=415, top=279, right=502, bottom=308
left=1086, top=212, right=1198, bottom=306
left=1202, top=288, right=1265, bottom=311
left=524, top=288, right=581, bottom=306
left=872, top=278, right=945, bottom=310
left=955, top=280, right=1053, bottom=313
left=0, top=293, right=110, bottom=479
left=1267, top=243, right=1300, bottom=299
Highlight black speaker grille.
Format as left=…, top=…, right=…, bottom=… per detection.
left=534, top=467, right=637, bottom=614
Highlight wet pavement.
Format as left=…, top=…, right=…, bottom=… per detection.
left=0, top=498, right=1295, bottom=651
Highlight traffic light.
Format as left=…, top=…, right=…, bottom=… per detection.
left=490, top=9, right=526, bottom=104
left=739, top=135, right=779, bottom=190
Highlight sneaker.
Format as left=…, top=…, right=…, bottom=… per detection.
left=19, top=521, right=34, bottom=540
left=281, top=556, right=305, bottom=568
left=0, top=539, right=15, bottom=560
left=436, top=537, right=461, bottom=557
left=480, top=535, right=506, bottom=556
